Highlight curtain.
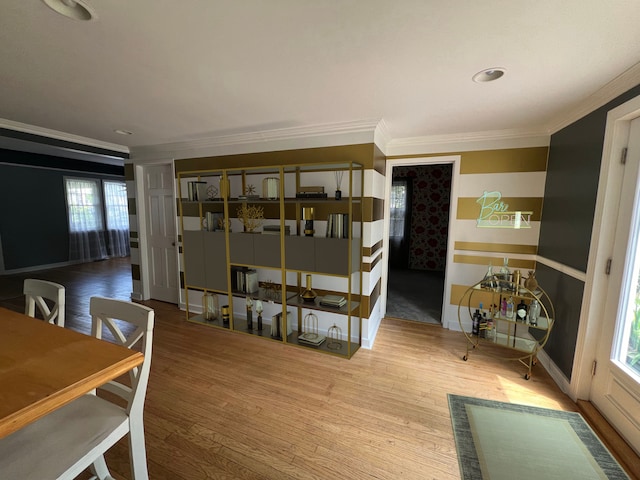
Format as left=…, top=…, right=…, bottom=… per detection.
left=103, top=181, right=130, bottom=257
left=389, top=178, right=412, bottom=269
left=390, top=181, right=407, bottom=237
left=66, top=178, right=107, bottom=261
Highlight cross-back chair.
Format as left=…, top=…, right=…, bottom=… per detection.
left=0, top=296, right=154, bottom=480
left=24, top=278, right=66, bottom=326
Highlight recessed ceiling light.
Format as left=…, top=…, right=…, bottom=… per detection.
left=114, top=129, right=133, bottom=136
left=42, top=0, right=96, bottom=21
left=472, top=68, right=506, bottom=83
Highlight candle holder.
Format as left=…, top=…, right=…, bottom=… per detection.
left=255, top=300, right=263, bottom=330
left=246, top=296, right=253, bottom=330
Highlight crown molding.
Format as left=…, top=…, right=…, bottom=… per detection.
left=385, top=128, right=550, bottom=157
left=131, top=119, right=382, bottom=162
left=374, top=118, right=392, bottom=154
left=545, top=61, right=640, bottom=134
left=0, top=118, right=129, bottom=154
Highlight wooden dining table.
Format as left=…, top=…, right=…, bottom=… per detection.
left=0, top=306, right=144, bottom=439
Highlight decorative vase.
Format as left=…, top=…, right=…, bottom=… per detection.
left=301, top=274, right=317, bottom=303
left=524, top=271, right=538, bottom=292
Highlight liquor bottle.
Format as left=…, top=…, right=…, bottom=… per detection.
left=516, top=299, right=527, bottom=323
left=506, top=297, right=514, bottom=319
left=529, top=299, right=540, bottom=326
left=472, top=308, right=481, bottom=336
left=501, top=298, right=507, bottom=317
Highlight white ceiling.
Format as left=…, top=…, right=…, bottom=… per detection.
left=1, top=0, right=640, bottom=154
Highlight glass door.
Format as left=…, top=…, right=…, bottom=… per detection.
left=591, top=116, right=640, bottom=455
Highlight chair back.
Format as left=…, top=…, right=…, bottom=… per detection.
left=89, top=297, right=154, bottom=416
left=23, top=279, right=66, bottom=327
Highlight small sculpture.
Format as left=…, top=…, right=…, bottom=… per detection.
left=236, top=204, right=264, bottom=232
left=524, top=271, right=538, bottom=292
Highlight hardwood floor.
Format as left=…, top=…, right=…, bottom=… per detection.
left=2, top=258, right=637, bottom=479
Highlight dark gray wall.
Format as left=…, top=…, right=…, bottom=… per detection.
left=0, top=149, right=124, bottom=271
left=538, top=83, right=640, bottom=379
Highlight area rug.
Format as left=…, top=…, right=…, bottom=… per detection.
left=448, top=394, right=630, bottom=480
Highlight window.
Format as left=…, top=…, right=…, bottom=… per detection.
left=64, top=178, right=130, bottom=261
left=390, top=180, right=407, bottom=237
left=65, top=178, right=104, bottom=233
left=103, top=181, right=128, bottom=230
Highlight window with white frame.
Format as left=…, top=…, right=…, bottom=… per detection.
left=64, top=177, right=130, bottom=261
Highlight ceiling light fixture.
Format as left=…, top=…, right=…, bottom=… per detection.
left=472, top=67, right=506, bottom=83
left=114, top=129, right=133, bottom=136
left=42, top=0, right=96, bottom=21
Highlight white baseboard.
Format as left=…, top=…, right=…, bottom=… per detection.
left=536, top=347, right=572, bottom=396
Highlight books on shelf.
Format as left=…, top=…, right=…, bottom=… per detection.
left=231, top=267, right=258, bottom=294
left=271, top=311, right=292, bottom=339
left=187, top=181, right=207, bottom=201
left=320, top=295, right=347, bottom=308
left=326, top=213, right=349, bottom=238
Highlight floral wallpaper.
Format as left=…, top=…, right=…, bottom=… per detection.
left=394, top=164, right=452, bottom=271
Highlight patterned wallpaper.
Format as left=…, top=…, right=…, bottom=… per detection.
left=394, top=164, right=452, bottom=271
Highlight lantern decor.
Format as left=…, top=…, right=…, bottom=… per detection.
left=202, top=292, right=219, bottom=321
left=246, top=296, right=253, bottom=330
left=298, top=311, right=325, bottom=347
left=327, top=324, right=342, bottom=350
left=255, top=300, right=263, bottom=331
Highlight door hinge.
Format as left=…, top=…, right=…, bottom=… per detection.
left=605, top=258, right=612, bottom=275
left=621, top=147, right=628, bottom=165
left=592, top=360, right=597, bottom=376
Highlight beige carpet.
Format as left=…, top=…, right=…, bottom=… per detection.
left=448, top=394, right=629, bottom=480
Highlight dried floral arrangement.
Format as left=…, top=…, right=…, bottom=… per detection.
left=237, top=204, right=264, bottom=232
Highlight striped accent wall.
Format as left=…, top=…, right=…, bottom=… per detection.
left=125, top=162, right=142, bottom=299
left=389, top=146, right=548, bottom=330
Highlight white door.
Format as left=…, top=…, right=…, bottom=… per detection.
left=591, top=116, right=640, bottom=455
left=144, top=164, right=179, bottom=303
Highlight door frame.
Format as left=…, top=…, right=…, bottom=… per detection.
left=135, top=160, right=179, bottom=302
left=381, top=155, right=461, bottom=323
left=572, top=94, right=640, bottom=400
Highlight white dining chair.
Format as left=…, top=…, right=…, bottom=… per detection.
left=23, top=278, right=66, bottom=326
left=0, top=297, right=154, bottom=480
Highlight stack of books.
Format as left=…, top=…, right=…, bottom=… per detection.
left=298, top=332, right=326, bottom=347
left=320, top=295, right=347, bottom=308
left=262, top=225, right=291, bottom=235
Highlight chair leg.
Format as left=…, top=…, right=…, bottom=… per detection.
left=90, top=455, right=113, bottom=480
left=129, top=422, right=149, bottom=480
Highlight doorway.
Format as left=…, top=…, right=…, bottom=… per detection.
left=385, top=162, right=453, bottom=324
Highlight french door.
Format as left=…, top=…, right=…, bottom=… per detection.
left=591, top=116, right=640, bottom=455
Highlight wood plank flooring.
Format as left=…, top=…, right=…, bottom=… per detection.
left=2, top=258, right=637, bottom=479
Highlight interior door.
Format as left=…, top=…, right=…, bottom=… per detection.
left=591, top=116, right=640, bottom=455
left=144, top=164, right=179, bottom=303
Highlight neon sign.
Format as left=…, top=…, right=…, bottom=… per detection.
left=476, top=191, right=532, bottom=229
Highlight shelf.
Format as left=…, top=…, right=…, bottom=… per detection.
left=179, top=161, right=363, bottom=359
left=289, top=295, right=360, bottom=316
left=491, top=313, right=552, bottom=330
left=187, top=314, right=230, bottom=330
